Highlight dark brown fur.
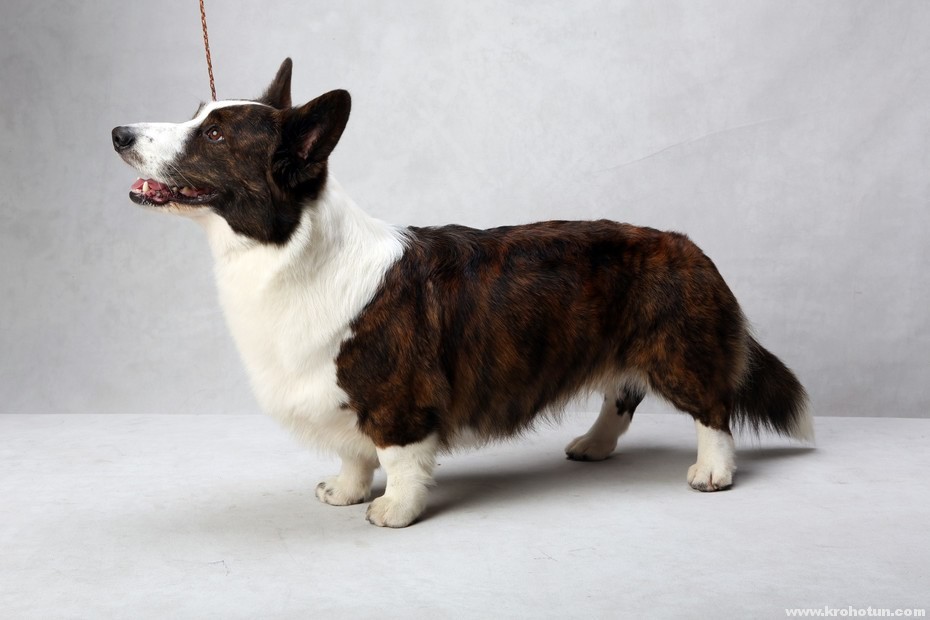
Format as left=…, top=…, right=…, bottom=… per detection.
left=336, top=220, right=752, bottom=448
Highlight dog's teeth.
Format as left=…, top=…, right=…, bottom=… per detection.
left=141, top=181, right=149, bottom=193
left=180, top=187, right=195, bottom=196
left=172, top=186, right=179, bottom=192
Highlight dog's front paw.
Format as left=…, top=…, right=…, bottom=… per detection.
left=315, top=476, right=371, bottom=506
left=565, top=433, right=616, bottom=461
left=687, top=461, right=735, bottom=492
left=365, top=494, right=425, bottom=528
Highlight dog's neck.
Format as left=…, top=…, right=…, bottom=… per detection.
left=197, top=177, right=407, bottom=336
left=198, top=177, right=400, bottom=268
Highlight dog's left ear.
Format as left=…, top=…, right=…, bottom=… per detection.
left=283, top=90, right=352, bottom=164
left=259, top=58, right=293, bottom=109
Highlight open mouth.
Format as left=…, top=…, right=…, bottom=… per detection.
left=129, top=178, right=217, bottom=207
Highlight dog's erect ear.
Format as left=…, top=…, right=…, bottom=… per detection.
left=259, top=58, right=293, bottom=109
left=283, top=90, right=351, bottom=164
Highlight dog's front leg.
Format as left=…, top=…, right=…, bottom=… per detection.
left=316, top=450, right=379, bottom=506
left=366, top=435, right=438, bottom=528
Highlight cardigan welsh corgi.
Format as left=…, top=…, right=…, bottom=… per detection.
left=112, top=58, right=811, bottom=527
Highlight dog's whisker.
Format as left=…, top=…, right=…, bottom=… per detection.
left=165, top=162, right=196, bottom=188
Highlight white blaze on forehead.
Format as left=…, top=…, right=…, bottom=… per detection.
left=195, top=99, right=272, bottom=120
left=123, top=100, right=271, bottom=181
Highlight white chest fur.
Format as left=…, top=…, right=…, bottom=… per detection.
left=196, top=180, right=405, bottom=452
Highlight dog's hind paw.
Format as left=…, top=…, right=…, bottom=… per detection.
left=565, top=433, right=616, bottom=461
left=686, top=461, right=734, bottom=491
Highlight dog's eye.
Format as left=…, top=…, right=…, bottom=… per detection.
left=204, top=126, right=224, bottom=142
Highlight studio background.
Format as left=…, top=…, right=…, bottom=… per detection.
left=1, top=0, right=927, bottom=418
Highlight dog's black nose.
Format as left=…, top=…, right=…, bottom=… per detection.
left=111, top=126, right=136, bottom=152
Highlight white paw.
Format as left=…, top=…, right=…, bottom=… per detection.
left=365, top=493, right=426, bottom=528
left=565, top=433, right=617, bottom=461
left=687, top=461, right=735, bottom=492
left=315, top=476, right=371, bottom=506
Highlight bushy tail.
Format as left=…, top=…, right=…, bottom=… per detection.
left=732, top=336, right=813, bottom=442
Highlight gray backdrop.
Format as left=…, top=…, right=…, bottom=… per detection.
left=1, top=1, right=927, bottom=417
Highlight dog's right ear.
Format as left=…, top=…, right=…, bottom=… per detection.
left=274, top=89, right=351, bottom=188
left=282, top=90, right=351, bottom=164
left=259, top=58, right=293, bottom=109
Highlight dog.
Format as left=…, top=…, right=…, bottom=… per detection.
left=112, top=58, right=811, bottom=527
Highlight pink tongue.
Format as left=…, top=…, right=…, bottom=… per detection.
left=130, top=178, right=168, bottom=191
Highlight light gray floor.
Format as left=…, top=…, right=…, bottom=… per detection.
left=1, top=413, right=927, bottom=619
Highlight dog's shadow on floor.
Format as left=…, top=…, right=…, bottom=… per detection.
left=135, top=442, right=814, bottom=537
left=418, top=443, right=815, bottom=522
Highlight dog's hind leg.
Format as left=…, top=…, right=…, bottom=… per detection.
left=651, top=372, right=737, bottom=491
left=686, top=408, right=736, bottom=491
left=565, top=387, right=644, bottom=461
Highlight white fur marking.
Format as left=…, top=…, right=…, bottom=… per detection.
left=687, top=420, right=736, bottom=491
left=201, top=178, right=406, bottom=462
left=366, top=435, right=439, bottom=528
left=789, top=403, right=816, bottom=443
